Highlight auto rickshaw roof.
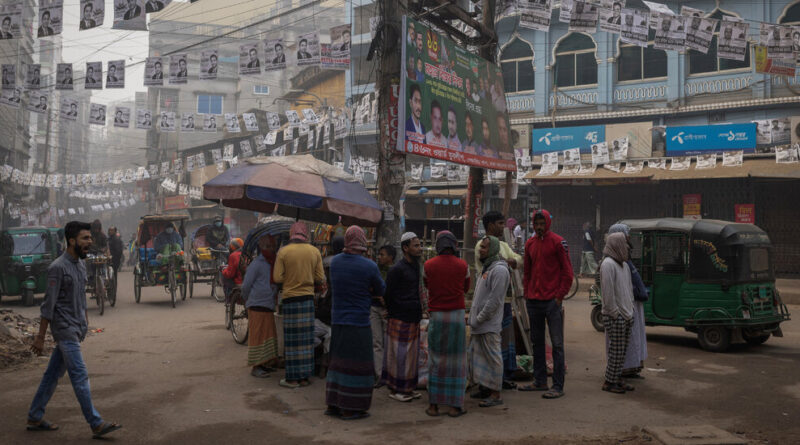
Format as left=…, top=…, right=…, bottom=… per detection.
left=2, top=226, right=51, bottom=233
left=139, top=214, right=190, bottom=223
left=618, top=218, right=770, bottom=245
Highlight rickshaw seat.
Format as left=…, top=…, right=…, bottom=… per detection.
left=195, top=246, right=213, bottom=261
left=139, top=247, right=160, bottom=266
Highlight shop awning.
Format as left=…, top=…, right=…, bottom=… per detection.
left=407, top=187, right=468, bottom=198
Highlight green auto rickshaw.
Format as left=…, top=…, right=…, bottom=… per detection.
left=0, top=226, right=59, bottom=306
left=590, top=218, right=791, bottom=352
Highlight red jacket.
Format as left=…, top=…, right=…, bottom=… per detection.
left=223, top=250, right=244, bottom=285
left=523, top=209, right=573, bottom=301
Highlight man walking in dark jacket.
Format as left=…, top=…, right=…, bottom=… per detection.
left=108, top=227, right=124, bottom=273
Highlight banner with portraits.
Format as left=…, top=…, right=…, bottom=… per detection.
left=684, top=13, right=716, bottom=54
left=243, top=113, right=258, bottom=131
left=718, top=19, right=749, bottom=62
left=37, top=0, right=63, bottom=38
left=654, top=14, right=685, bottom=51
left=642, top=1, right=672, bottom=30
left=761, top=24, right=794, bottom=59
left=144, top=57, right=163, bottom=86
left=113, top=107, right=130, bottom=128
left=296, top=31, right=320, bottom=66
left=144, top=0, right=172, bottom=13
left=200, top=49, right=218, bottom=79
left=106, top=60, right=125, bottom=88
left=113, top=0, right=146, bottom=31
left=620, top=8, right=649, bottom=47
left=85, top=61, right=102, bottom=89
left=89, top=103, right=106, bottom=125
left=1, top=64, right=14, bottom=90
left=0, top=2, right=22, bottom=39
left=598, top=1, right=625, bottom=35
left=320, top=44, right=349, bottom=70
left=136, top=109, right=153, bottom=129
left=60, top=97, right=79, bottom=121
left=569, top=1, right=598, bottom=33
left=264, top=39, right=286, bottom=71
left=0, top=87, right=21, bottom=108
left=202, top=114, right=218, bottom=132
left=519, top=0, right=552, bottom=33
left=225, top=113, right=241, bottom=133
left=170, top=54, right=188, bottom=84
left=181, top=113, right=195, bottom=132
left=398, top=16, right=515, bottom=171
left=25, top=64, right=41, bottom=90
left=27, top=92, right=48, bottom=113
left=56, top=63, right=73, bottom=90
left=239, top=43, right=261, bottom=75
left=79, top=0, right=103, bottom=30
left=159, top=111, right=176, bottom=132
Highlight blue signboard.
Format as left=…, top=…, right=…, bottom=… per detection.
left=666, top=123, right=757, bottom=156
left=531, top=125, right=605, bottom=154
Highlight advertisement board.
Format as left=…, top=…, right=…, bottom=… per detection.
left=735, top=204, right=755, bottom=224
left=683, top=194, right=701, bottom=220
left=398, top=16, right=515, bottom=171
left=532, top=125, right=605, bottom=154
left=666, top=123, right=756, bottom=156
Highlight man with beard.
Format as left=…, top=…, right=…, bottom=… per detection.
left=463, top=112, right=478, bottom=154
left=27, top=221, right=122, bottom=439
left=425, top=100, right=446, bottom=147
left=404, top=83, right=425, bottom=139
left=446, top=106, right=462, bottom=151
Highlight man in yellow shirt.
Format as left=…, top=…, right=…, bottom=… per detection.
left=274, top=222, right=325, bottom=388
left=474, top=211, right=522, bottom=392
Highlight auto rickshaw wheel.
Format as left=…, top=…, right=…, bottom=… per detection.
left=698, top=326, right=731, bottom=352
left=742, top=330, right=770, bottom=346
left=23, top=288, right=34, bottom=307
left=590, top=305, right=604, bottom=332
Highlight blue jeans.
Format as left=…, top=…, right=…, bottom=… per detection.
left=28, top=340, right=103, bottom=429
left=526, top=299, right=565, bottom=392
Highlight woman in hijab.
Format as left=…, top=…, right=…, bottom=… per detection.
left=241, top=235, right=279, bottom=378
left=599, top=232, right=636, bottom=394
left=423, top=231, right=470, bottom=417
left=325, top=226, right=385, bottom=420
left=608, top=224, right=648, bottom=380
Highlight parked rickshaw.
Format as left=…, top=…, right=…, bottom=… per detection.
left=187, top=224, right=226, bottom=302
left=0, top=226, right=58, bottom=306
left=590, top=218, right=791, bottom=352
left=133, top=215, right=189, bottom=308
left=86, top=253, right=116, bottom=315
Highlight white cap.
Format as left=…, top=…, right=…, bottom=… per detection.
left=400, top=232, right=418, bottom=243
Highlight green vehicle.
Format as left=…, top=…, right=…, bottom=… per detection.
left=0, top=226, right=59, bottom=306
left=589, top=218, right=790, bottom=352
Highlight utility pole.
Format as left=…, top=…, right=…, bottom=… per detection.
left=375, top=0, right=405, bottom=248
left=463, top=0, right=496, bottom=265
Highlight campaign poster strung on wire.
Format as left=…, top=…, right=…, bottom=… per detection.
left=328, top=24, right=351, bottom=67
left=519, top=0, right=551, bottom=32
left=683, top=11, right=716, bottom=53
left=653, top=14, right=685, bottom=51
left=144, top=56, right=163, bottom=86
left=239, top=43, right=261, bottom=75
left=106, top=60, right=125, bottom=88
left=169, top=54, right=188, bottom=84
left=113, top=107, right=130, bottom=128
left=0, top=2, right=23, bottom=39
left=60, top=97, right=79, bottom=121
left=296, top=31, right=320, bottom=66
left=55, top=63, right=73, bottom=90
left=136, top=109, right=153, bottom=129
left=569, top=1, right=598, bottom=33
left=37, top=0, right=63, bottom=38
left=398, top=16, right=515, bottom=171
left=27, top=92, right=48, bottom=114
left=1, top=64, right=15, bottom=89
left=718, top=19, right=749, bottom=61
left=264, top=39, right=287, bottom=71
left=598, top=0, right=624, bottom=35
left=113, top=0, right=146, bottom=31
left=89, top=103, right=106, bottom=125
left=84, top=61, right=102, bottom=89
left=79, top=0, right=104, bottom=30
left=0, top=87, right=21, bottom=108
left=620, top=8, right=649, bottom=47
left=200, top=49, right=218, bottom=79
left=202, top=114, right=218, bottom=132
left=25, top=64, right=41, bottom=89
left=145, top=0, right=172, bottom=13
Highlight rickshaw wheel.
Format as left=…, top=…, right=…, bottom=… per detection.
left=698, top=326, right=731, bottom=352
left=180, top=275, right=187, bottom=301
left=742, top=330, right=770, bottom=346
left=590, top=305, right=604, bottom=332
left=134, top=271, right=142, bottom=303
left=188, top=271, right=194, bottom=298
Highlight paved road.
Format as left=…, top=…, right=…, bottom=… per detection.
left=1, top=269, right=798, bottom=444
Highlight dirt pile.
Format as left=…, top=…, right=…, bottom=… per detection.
left=0, top=309, right=52, bottom=369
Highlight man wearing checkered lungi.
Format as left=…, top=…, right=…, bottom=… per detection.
left=599, top=232, right=635, bottom=394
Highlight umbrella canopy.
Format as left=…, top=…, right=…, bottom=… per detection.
left=203, top=155, right=382, bottom=226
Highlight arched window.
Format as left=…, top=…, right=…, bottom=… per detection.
left=779, top=2, right=800, bottom=24
left=617, top=30, right=668, bottom=82
left=554, top=33, right=598, bottom=87
left=500, top=38, right=534, bottom=93
left=688, top=10, right=751, bottom=75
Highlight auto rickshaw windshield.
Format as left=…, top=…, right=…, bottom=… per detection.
left=11, top=233, right=50, bottom=255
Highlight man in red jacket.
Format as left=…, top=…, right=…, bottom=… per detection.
left=518, top=209, right=572, bottom=399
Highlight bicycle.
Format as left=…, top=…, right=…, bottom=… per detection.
left=87, top=254, right=114, bottom=315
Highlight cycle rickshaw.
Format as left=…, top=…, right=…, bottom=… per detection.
left=188, top=224, right=226, bottom=302
left=86, top=253, right=116, bottom=315
left=133, top=214, right=189, bottom=308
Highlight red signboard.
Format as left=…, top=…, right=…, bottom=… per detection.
left=163, top=195, right=188, bottom=211
left=683, top=194, right=701, bottom=220
left=735, top=204, right=755, bottom=224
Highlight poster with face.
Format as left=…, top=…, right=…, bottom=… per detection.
left=202, top=114, right=218, bottom=132
left=195, top=152, right=206, bottom=169
left=79, top=0, right=103, bottom=30
left=88, top=103, right=106, bottom=125
left=296, top=31, right=320, bottom=66
left=200, top=49, right=218, bottom=79
left=160, top=161, right=170, bottom=176
left=562, top=147, right=581, bottom=165
left=264, top=131, right=277, bottom=145
left=254, top=135, right=267, bottom=153
left=0, top=64, right=14, bottom=91
left=283, top=127, right=293, bottom=141
left=114, top=107, right=131, bottom=128
left=569, top=1, right=598, bottom=33
left=159, top=111, right=176, bottom=132
left=83, top=61, right=102, bottom=89
left=181, top=113, right=195, bottom=132
left=722, top=150, right=743, bottom=167
left=144, top=0, right=171, bottom=13
left=225, top=113, right=241, bottom=133
left=169, top=54, right=188, bottom=84
left=718, top=20, right=749, bottom=61
left=210, top=149, right=221, bottom=163
left=670, top=156, right=691, bottom=170
left=136, top=109, right=153, bottom=129
left=223, top=143, right=234, bottom=161
left=266, top=111, right=281, bottom=130
left=609, top=137, right=629, bottom=160
left=106, top=60, right=125, bottom=88
left=0, top=2, right=22, bottom=39
left=623, top=160, right=644, bottom=173
left=685, top=16, right=716, bottom=54
left=590, top=142, right=609, bottom=165
left=330, top=24, right=351, bottom=58
left=271, top=145, right=286, bottom=157
left=762, top=24, right=794, bottom=59
left=27, top=92, right=48, bottom=113
left=242, top=113, right=258, bottom=131
left=695, top=153, right=716, bottom=169
left=173, top=158, right=183, bottom=174
left=0, top=87, right=21, bottom=108
left=620, top=8, right=649, bottom=47
left=148, top=164, right=159, bottom=178
left=598, top=1, right=624, bottom=34
left=55, top=63, right=73, bottom=90
left=559, top=0, right=572, bottom=23
left=654, top=14, right=685, bottom=51
left=240, top=140, right=253, bottom=158
left=113, top=0, right=147, bottom=31
left=60, top=97, right=79, bottom=121
left=643, top=1, right=673, bottom=30
left=776, top=145, right=800, bottom=163
left=285, top=110, right=301, bottom=127
left=144, top=56, right=163, bottom=86
left=264, top=38, right=286, bottom=71
left=519, top=0, right=552, bottom=33
left=301, top=108, right=319, bottom=124
left=770, top=117, right=790, bottom=145
left=239, top=43, right=261, bottom=75
left=37, top=0, right=63, bottom=38
left=24, top=64, right=41, bottom=90
left=186, top=155, right=195, bottom=172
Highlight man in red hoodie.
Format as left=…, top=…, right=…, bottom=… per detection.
left=519, top=209, right=572, bottom=399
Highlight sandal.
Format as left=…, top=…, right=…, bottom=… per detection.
left=251, top=367, right=270, bottom=378
left=621, top=382, right=635, bottom=391
left=26, top=420, right=59, bottom=431
left=92, top=422, right=122, bottom=438
left=447, top=408, right=468, bottom=418
left=411, top=391, right=422, bottom=400
left=542, top=389, right=564, bottom=399
left=601, top=382, right=626, bottom=394
left=388, top=392, right=413, bottom=402
left=279, top=378, right=300, bottom=388
left=341, top=411, right=370, bottom=421
left=425, top=407, right=441, bottom=417
left=479, top=398, right=504, bottom=408
left=518, top=383, right=549, bottom=392
left=502, top=381, right=517, bottom=390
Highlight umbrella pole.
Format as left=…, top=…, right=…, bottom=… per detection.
left=295, top=208, right=300, bottom=221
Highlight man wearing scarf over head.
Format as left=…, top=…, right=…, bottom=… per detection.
left=599, top=232, right=636, bottom=394
left=424, top=231, right=470, bottom=417
left=274, top=222, right=326, bottom=388
left=325, top=226, right=385, bottom=420
left=469, top=236, right=511, bottom=409
left=241, top=235, right=279, bottom=378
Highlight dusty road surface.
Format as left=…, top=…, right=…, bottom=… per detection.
left=1, top=271, right=799, bottom=444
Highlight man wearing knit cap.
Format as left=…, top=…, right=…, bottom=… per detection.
left=381, top=232, right=424, bottom=402
left=274, top=222, right=326, bottom=388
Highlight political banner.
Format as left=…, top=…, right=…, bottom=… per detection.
left=264, top=39, right=286, bottom=71
left=696, top=153, right=716, bottom=169
left=106, top=60, right=125, bottom=88
left=590, top=141, right=609, bottom=165
left=144, top=56, right=163, bottom=86
left=722, top=150, right=743, bottom=167
left=266, top=111, right=281, bottom=130
left=239, top=43, right=261, bottom=75
left=666, top=123, right=756, bottom=155
left=755, top=45, right=796, bottom=77
left=685, top=16, right=716, bottom=54
left=243, top=113, right=258, bottom=131
left=60, top=97, right=79, bottom=121
left=200, top=49, right=218, bottom=79
left=136, top=109, right=153, bottom=129
left=181, top=113, right=195, bottom=132
left=84, top=61, right=102, bottom=89
left=285, top=110, right=301, bottom=127
left=225, top=113, right=241, bottom=133
left=398, top=16, right=515, bottom=171
left=113, top=0, right=146, bottom=31
left=320, top=44, right=349, bottom=70
left=620, top=8, right=649, bottom=47
left=37, top=0, right=63, bottom=37
left=569, top=1, right=598, bottom=33
left=202, top=114, right=218, bottom=132
left=330, top=24, right=351, bottom=59
left=0, top=87, right=21, bottom=108
left=559, top=0, right=572, bottom=23
left=296, top=31, right=320, bottom=66
left=27, top=92, right=48, bottom=113
left=0, top=2, right=22, bottom=39
left=718, top=19, right=749, bottom=61
left=89, top=103, right=106, bottom=125
left=532, top=125, right=605, bottom=154
left=159, top=111, right=176, bottom=132
left=562, top=147, right=581, bottom=165
left=598, top=2, right=624, bottom=35
left=519, top=0, right=552, bottom=33
left=643, top=1, right=673, bottom=30
left=56, top=63, right=73, bottom=90
left=144, top=0, right=171, bottom=13
left=25, top=64, right=41, bottom=90
left=654, top=14, right=685, bottom=51
left=170, top=54, right=188, bottom=84
left=761, top=24, right=794, bottom=59
left=776, top=144, right=799, bottom=163
left=113, top=107, right=130, bottom=128
left=79, top=0, right=103, bottom=30
left=0, top=64, right=14, bottom=90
